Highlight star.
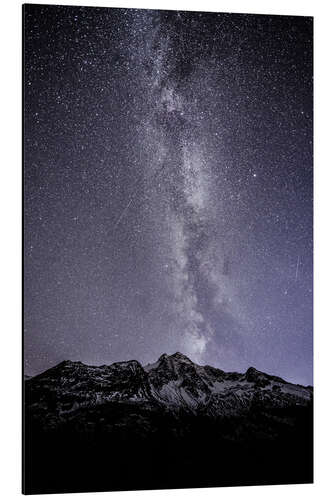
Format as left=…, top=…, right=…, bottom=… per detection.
left=24, top=4, right=313, bottom=386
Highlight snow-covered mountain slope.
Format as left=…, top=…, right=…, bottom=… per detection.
left=25, top=352, right=312, bottom=425
left=24, top=352, right=313, bottom=494
left=145, top=352, right=311, bottom=413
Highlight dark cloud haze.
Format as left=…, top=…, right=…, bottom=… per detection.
left=24, top=5, right=313, bottom=385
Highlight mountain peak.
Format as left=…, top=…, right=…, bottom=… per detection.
left=245, top=366, right=287, bottom=385
left=26, top=353, right=313, bottom=426
left=246, top=366, right=259, bottom=375
left=245, top=366, right=267, bottom=381
left=158, top=352, right=193, bottom=363
left=50, top=360, right=84, bottom=371
left=173, top=351, right=189, bottom=357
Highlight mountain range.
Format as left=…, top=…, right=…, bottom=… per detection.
left=23, top=352, right=313, bottom=494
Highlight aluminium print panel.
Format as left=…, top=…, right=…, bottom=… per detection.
left=23, top=3, right=313, bottom=494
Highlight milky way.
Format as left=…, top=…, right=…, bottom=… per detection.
left=24, top=5, right=313, bottom=384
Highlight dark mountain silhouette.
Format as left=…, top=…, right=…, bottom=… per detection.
left=23, top=352, right=313, bottom=494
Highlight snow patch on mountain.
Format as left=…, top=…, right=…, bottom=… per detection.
left=25, top=352, right=313, bottom=426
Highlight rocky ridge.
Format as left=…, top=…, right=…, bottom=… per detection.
left=25, top=351, right=312, bottom=428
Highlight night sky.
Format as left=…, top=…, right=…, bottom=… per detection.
left=24, top=5, right=313, bottom=385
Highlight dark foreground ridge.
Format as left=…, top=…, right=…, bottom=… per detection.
left=23, top=352, right=313, bottom=494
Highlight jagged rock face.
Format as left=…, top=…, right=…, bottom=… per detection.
left=26, top=359, right=153, bottom=425
left=24, top=353, right=313, bottom=494
left=25, top=352, right=312, bottom=428
left=145, top=352, right=215, bottom=408
left=146, top=353, right=311, bottom=416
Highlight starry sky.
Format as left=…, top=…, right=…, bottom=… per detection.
left=24, top=5, right=313, bottom=385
